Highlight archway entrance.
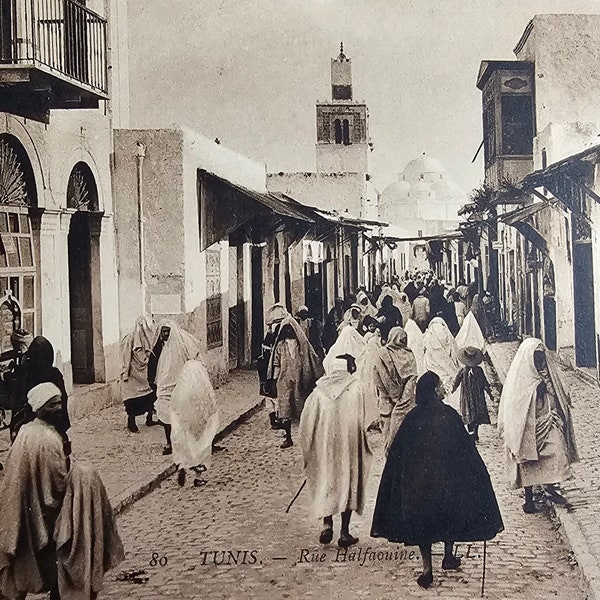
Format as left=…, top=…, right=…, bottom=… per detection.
left=66, top=162, right=102, bottom=384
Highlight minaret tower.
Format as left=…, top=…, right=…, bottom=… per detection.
left=316, top=43, right=370, bottom=174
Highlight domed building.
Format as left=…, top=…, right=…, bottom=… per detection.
left=378, top=154, right=466, bottom=279
left=379, top=153, right=464, bottom=236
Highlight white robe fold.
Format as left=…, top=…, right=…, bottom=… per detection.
left=300, top=370, right=373, bottom=519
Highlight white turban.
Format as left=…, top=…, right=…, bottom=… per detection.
left=27, top=382, right=61, bottom=413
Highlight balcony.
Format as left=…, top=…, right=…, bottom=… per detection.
left=0, top=0, right=108, bottom=119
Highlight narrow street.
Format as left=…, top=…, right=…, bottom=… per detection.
left=99, top=363, right=584, bottom=600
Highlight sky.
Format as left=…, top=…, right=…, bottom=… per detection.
left=127, top=0, right=600, bottom=196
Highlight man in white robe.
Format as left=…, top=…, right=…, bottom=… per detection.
left=300, top=355, right=373, bottom=549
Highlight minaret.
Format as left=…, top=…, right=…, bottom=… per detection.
left=316, top=43, right=370, bottom=174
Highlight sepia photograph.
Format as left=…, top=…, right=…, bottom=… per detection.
left=0, top=0, right=599, bottom=598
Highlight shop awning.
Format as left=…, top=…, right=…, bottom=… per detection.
left=498, top=202, right=548, bottom=253
left=203, top=173, right=314, bottom=223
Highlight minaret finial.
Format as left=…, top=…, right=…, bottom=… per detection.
left=340, top=41, right=344, bottom=55
left=338, top=41, right=347, bottom=61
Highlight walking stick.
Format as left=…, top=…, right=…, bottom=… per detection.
left=481, top=540, right=487, bottom=597
left=285, top=479, right=307, bottom=513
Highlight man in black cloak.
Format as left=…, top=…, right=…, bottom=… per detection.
left=371, top=371, right=503, bottom=589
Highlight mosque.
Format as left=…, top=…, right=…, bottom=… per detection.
left=377, top=154, right=467, bottom=279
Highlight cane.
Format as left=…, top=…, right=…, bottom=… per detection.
left=286, top=479, right=307, bottom=513
left=481, top=540, right=487, bottom=597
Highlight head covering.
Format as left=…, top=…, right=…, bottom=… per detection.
left=415, top=371, right=441, bottom=405
left=356, top=291, right=377, bottom=317
left=455, top=312, right=485, bottom=351
left=152, top=320, right=204, bottom=402
left=386, top=327, right=408, bottom=350
left=120, top=316, right=155, bottom=378
left=24, top=336, right=55, bottom=369
left=296, top=305, right=309, bottom=315
left=404, top=319, right=425, bottom=375
left=423, top=317, right=459, bottom=382
left=323, top=326, right=366, bottom=375
left=27, top=382, right=61, bottom=413
left=458, top=346, right=484, bottom=367
left=266, top=303, right=289, bottom=326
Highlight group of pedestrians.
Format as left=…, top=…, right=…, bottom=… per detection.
left=120, top=317, right=220, bottom=488
left=260, top=269, right=579, bottom=589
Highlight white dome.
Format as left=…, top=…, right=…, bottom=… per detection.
left=403, top=154, right=446, bottom=184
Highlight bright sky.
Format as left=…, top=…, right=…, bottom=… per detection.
left=127, top=0, right=600, bottom=196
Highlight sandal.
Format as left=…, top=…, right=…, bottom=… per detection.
left=193, top=478, right=207, bottom=487
left=162, top=446, right=172, bottom=456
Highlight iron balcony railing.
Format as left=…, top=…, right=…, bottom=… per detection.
left=0, top=0, right=108, bottom=96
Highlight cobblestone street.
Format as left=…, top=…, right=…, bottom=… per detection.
left=98, top=363, right=584, bottom=600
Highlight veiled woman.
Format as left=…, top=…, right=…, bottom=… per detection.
left=423, top=316, right=460, bottom=391
left=267, top=306, right=323, bottom=449
left=373, top=327, right=418, bottom=452
left=404, top=318, right=426, bottom=375
left=120, top=316, right=158, bottom=432
left=171, top=359, right=219, bottom=487
left=148, top=321, right=204, bottom=456
left=498, top=338, right=578, bottom=513
left=371, top=371, right=503, bottom=589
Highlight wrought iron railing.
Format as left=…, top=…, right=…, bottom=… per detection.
left=0, top=0, right=107, bottom=95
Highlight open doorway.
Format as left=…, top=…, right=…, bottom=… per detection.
left=68, top=212, right=94, bottom=383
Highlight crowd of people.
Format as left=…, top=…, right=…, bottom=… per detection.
left=259, top=268, right=580, bottom=588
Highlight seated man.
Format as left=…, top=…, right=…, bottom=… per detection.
left=0, top=382, right=124, bottom=600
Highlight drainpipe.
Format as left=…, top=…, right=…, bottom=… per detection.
left=135, top=141, right=146, bottom=316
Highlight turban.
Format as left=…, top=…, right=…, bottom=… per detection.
left=266, top=303, right=289, bottom=326
left=27, top=382, right=61, bottom=413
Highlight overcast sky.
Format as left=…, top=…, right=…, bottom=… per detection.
left=127, top=0, right=600, bottom=195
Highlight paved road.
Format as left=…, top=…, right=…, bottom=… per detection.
left=98, top=365, right=584, bottom=600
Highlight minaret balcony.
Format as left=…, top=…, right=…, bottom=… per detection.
left=0, top=0, right=108, bottom=118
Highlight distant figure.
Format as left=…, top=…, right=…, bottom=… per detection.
left=295, top=305, right=325, bottom=361
left=498, top=338, right=578, bottom=513
left=452, top=346, right=492, bottom=442
left=376, top=295, right=403, bottom=343
left=120, top=316, right=158, bottom=433
left=423, top=317, right=459, bottom=391
left=452, top=291, right=467, bottom=328
left=373, top=327, right=418, bottom=452
left=267, top=308, right=323, bottom=449
left=300, top=354, right=373, bottom=549
left=411, top=289, right=431, bottom=333
left=404, top=318, right=426, bottom=375
left=470, top=293, right=490, bottom=340
left=322, top=298, right=345, bottom=352
left=371, top=371, right=504, bottom=589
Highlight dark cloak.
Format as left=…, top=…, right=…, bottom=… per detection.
left=9, top=337, right=70, bottom=443
left=371, top=396, right=503, bottom=546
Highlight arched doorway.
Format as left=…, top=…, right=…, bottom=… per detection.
left=0, top=135, right=38, bottom=338
left=67, top=162, right=102, bottom=383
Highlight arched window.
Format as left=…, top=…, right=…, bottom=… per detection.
left=0, top=134, right=38, bottom=335
left=67, top=162, right=98, bottom=211
left=342, top=119, right=350, bottom=145
left=334, top=119, right=342, bottom=144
